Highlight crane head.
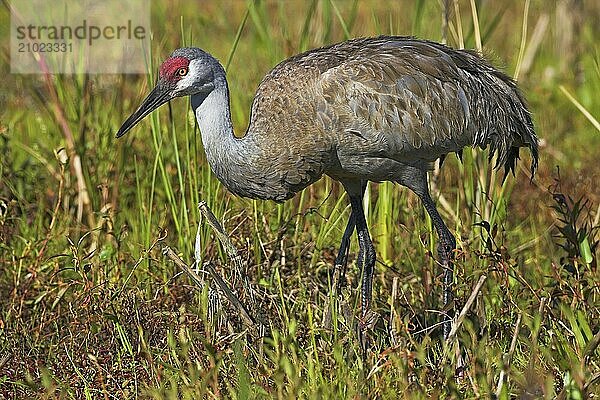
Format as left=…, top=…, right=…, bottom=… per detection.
left=116, top=48, right=217, bottom=138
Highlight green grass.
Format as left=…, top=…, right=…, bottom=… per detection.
left=1, top=0, right=600, bottom=398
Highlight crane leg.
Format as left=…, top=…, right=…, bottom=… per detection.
left=419, top=190, right=456, bottom=339
left=332, top=212, right=355, bottom=290
left=398, top=168, right=456, bottom=339
left=343, top=181, right=376, bottom=322
left=324, top=182, right=367, bottom=331
left=332, top=181, right=365, bottom=288
left=339, top=180, right=376, bottom=355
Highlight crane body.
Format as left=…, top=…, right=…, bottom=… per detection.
left=117, top=36, right=539, bottom=339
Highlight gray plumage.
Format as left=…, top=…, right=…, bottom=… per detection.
left=117, top=36, right=539, bottom=340
left=194, top=36, right=538, bottom=201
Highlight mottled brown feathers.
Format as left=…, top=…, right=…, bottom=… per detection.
left=247, top=35, right=538, bottom=192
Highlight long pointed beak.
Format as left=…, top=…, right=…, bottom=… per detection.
left=116, top=81, right=173, bottom=138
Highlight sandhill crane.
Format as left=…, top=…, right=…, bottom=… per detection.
left=117, top=36, right=539, bottom=339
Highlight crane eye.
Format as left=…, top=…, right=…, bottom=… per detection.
left=176, top=67, right=188, bottom=76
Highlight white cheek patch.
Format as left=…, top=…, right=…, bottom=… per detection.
left=176, top=58, right=202, bottom=91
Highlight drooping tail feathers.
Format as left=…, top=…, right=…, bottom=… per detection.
left=465, top=56, right=539, bottom=182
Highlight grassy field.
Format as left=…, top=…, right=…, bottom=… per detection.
left=1, top=0, right=600, bottom=398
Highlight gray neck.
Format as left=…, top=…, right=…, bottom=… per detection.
left=190, top=76, right=259, bottom=197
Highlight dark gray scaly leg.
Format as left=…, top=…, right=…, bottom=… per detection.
left=399, top=167, right=456, bottom=339
left=351, top=195, right=376, bottom=320
left=332, top=181, right=365, bottom=288
left=420, top=190, right=456, bottom=339
left=332, top=210, right=355, bottom=289
left=341, top=180, right=375, bottom=320
left=324, top=182, right=367, bottom=330
left=341, top=180, right=376, bottom=358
